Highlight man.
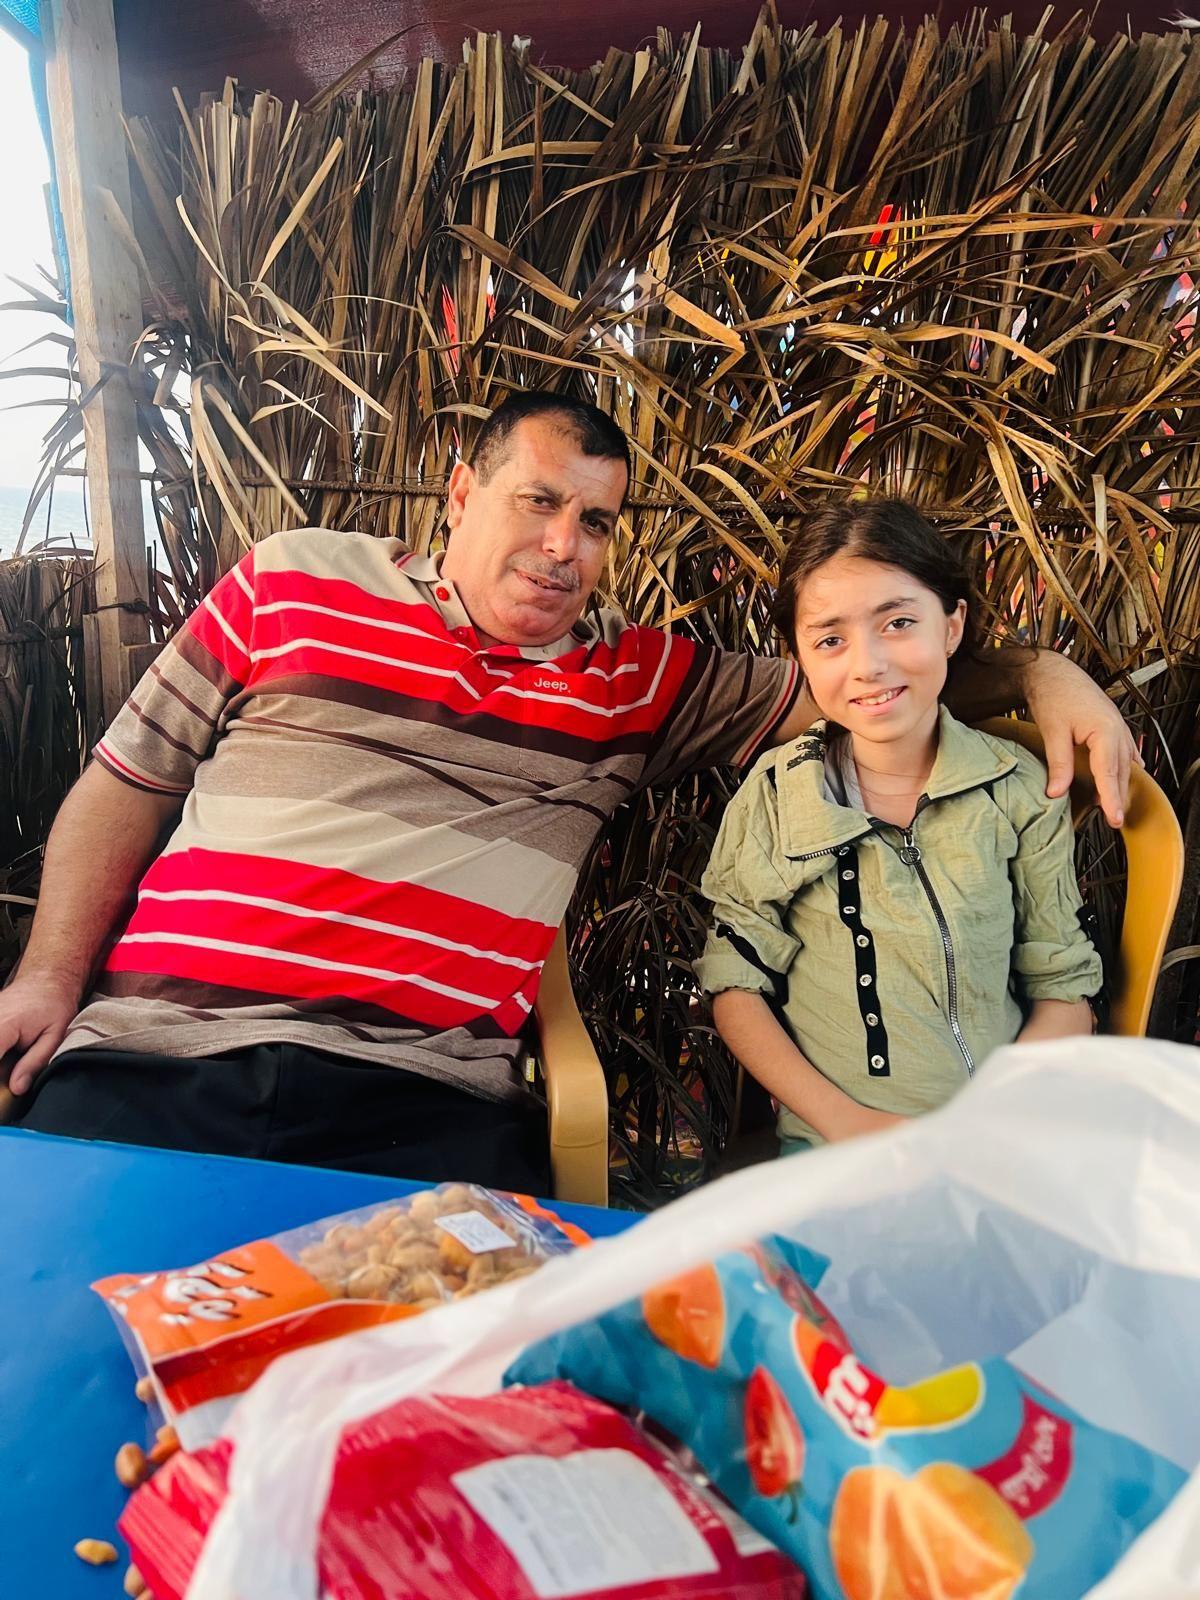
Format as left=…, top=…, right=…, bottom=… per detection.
left=3, top=392, right=1136, bottom=1190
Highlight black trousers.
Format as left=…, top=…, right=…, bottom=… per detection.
left=16, top=1044, right=551, bottom=1193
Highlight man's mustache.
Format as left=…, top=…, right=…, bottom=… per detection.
left=511, top=560, right=580, bottom=593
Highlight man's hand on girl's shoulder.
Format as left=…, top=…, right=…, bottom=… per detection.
left=1023, top=653, right=1141, bottom=829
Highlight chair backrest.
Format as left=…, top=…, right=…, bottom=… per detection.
left=978, top=718, right=1183, bottom=1036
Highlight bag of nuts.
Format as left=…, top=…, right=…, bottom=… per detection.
left=94, top=1183, right=588, bottom=1448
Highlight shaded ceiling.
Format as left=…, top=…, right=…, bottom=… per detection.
left=113, top=1, right=1176, bottom=118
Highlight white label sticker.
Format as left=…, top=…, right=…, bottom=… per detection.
left=452, top=1449, right=719, bottom=1598
left=703, top=1494, right=775, bottom=1558
left=435, top=1210, right=518, bottom=1254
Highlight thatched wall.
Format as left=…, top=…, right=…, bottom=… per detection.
left=27, top=8, right=1200, bottom=1196
left=0, top=553, right=93, bottom=971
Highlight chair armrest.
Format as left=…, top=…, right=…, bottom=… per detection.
left=533, top=926, right=609, bottom=1207
left=0, top=1049, right=16, bottom=1124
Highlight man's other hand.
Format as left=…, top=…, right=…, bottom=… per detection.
left=0, top=974, right=79, bottom=1097
left=1024, top=653, right=1142, bottom=829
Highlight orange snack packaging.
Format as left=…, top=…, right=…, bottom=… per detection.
left=94, top=1182, right=586, bottom=1448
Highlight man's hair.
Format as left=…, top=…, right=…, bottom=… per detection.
left=468, top=390, right=632, bottom=496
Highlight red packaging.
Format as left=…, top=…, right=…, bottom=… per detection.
left=121, top=1381, right=806, bottom=1600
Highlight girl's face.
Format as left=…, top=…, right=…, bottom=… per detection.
left=793, top=552, right=966, bottom=748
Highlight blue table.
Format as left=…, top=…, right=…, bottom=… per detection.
left=0, top=1128, right=637, bottom=1595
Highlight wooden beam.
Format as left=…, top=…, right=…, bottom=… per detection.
left=40, top=0, right=149, bottom=724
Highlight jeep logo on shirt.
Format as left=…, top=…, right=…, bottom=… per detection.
left=531, top=674, right=570, bottom=694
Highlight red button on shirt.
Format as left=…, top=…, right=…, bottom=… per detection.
left=435, top=585, right=451, bottom=602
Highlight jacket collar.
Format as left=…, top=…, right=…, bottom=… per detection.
left=776, top=705, right=1019, bottom=858
left=924, top=705, right=1020, bottom=801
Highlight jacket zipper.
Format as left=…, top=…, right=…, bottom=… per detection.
left=790, top=831, right=870, bottom=865
left=899, top=822, right=975, bottom=1077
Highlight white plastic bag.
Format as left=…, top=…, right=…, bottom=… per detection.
left=188, top=1037, right=1200, bottom=1600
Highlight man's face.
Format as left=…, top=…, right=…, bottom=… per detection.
left=440, top=416, right=627, bottom=648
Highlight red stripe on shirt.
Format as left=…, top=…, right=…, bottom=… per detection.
left=183, top=556, right=255, bottom=682
left=102, top=938, right=496, bottom=1031
left=93, top=742, right=192, bottom=794
left=253, top=564, right=453, bottom=640
left=248, top=612, right=696, bottom=742
left=136, top=849, right=556, bottom=966
left=117, top=892, right=538, bottom=1006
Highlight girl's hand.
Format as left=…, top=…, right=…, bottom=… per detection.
left=1017, top=998, right=1095, bottom=1043
left=826, top=1102, right=908, bottom=1142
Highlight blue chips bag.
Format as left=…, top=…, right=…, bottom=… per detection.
left=507, top=1237, right=1184, bottom=1600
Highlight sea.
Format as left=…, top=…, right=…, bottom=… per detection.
left=0, top=484, right=92, bottom=559
left=0, top=484, right=161, bottom=561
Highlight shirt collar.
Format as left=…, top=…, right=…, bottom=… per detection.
left=394, top=547, right=600, bottom=658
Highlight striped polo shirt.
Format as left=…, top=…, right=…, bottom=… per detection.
left=61, top=528, right=798, bottom=1102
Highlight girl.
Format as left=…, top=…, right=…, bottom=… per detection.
left=696, top=498, right=1101, bottom=1152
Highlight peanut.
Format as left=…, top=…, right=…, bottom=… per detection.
left=124, top=1564, right=148, bottom=1597
left=436, top=1233, right=475, bottom=1272
left=74, top=1539, right=118, bottom=1565
left=148, top=1424, right=179, bottom=1466
left=405, top=1190, right=440, bottom=1226
left=402, top=1270, right=445, bottom=1302
left=344, top=1263, right=400, bottom=1298
left=134, top=1375, right=156, bottom=1404
left=115, top=1441, right=148, bottom=1489
left=386, top=1241, right=441, bottom=1273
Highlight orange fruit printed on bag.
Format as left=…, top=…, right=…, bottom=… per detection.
left=830, top=1461, right=1034, bottom=1600
left=641, top=1264, right=725, bottom=1369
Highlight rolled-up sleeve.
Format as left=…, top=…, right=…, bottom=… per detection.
left=695, top=764, right=802, bottom=999
left=1007, top=769, right=1104, bottom=1003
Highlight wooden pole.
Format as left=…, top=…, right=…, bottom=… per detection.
left=40, top=0, right=149, bottom=725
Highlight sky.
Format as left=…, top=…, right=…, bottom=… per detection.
left=0, top=28, right=68, bottom=492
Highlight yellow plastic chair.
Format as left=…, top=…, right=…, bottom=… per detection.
left=532, top=926, right=610, bottom=1207
left=978, top=718, right=1183, bottom=1036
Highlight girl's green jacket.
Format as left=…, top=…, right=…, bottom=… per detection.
left=696, top=707, right=1103, bottom=1146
